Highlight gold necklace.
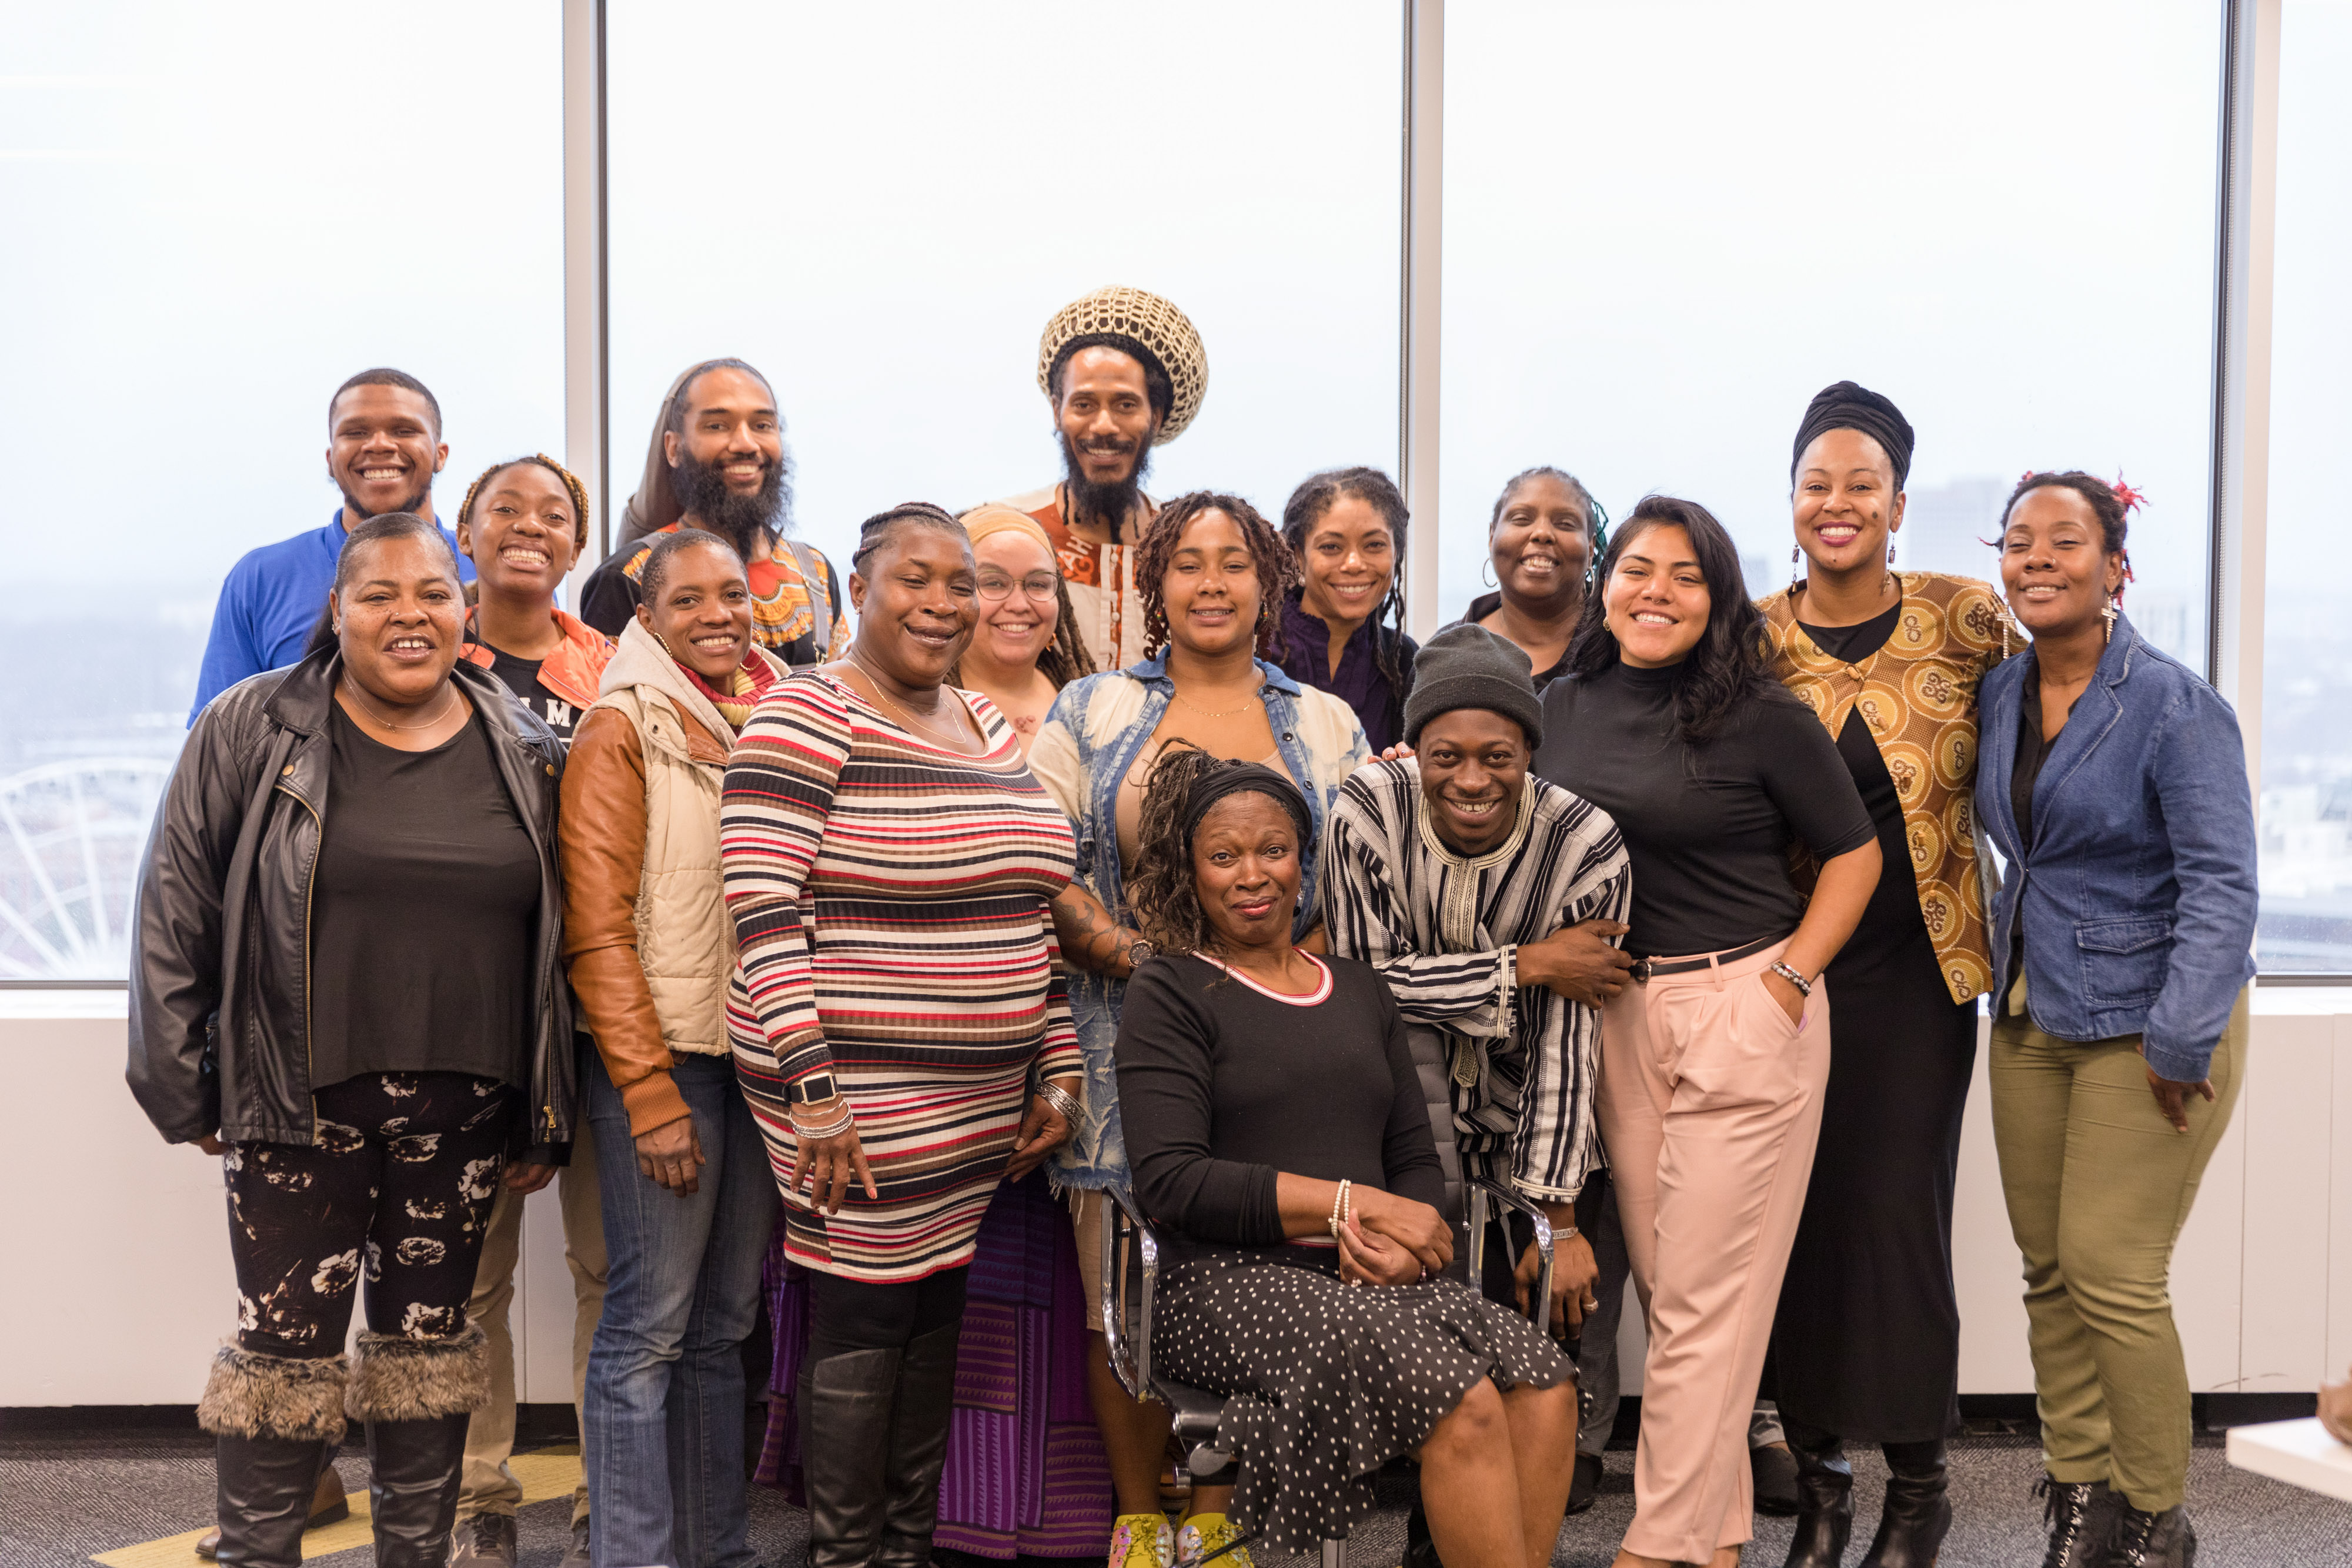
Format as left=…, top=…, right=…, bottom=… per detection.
left=847, top=653, right=969, bottom=746
left=344, top=677, right=460, bottom=731
left=1174, top=683, right=1263, bottom=719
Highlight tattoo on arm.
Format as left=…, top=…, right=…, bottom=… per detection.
left=1051, top=885, right=1142, bottom=977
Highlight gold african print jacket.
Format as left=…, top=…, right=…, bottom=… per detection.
left=1758, top=571, right=2019, bottom=1004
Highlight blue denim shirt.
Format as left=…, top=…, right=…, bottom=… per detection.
left=1031, top=653, right=1370, bottom=1191
left=1976, top=613, right=2257, bottom=1081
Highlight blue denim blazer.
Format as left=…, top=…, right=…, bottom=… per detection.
left=1975, top=613, right=2256, bottom=1081
left=1033, top=653, right=1370, bottom=1191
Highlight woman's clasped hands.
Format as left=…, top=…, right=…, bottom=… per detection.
left=1335, top=1185, right=1453, bottom=1288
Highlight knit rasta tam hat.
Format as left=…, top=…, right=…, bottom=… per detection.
left=1036, top=286, right=1208, bottom=445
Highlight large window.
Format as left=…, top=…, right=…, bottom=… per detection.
left=604, top=0, right=1403, bottom=580
left=0, top=5, right=563, bottom=979
left=2256, top=0, right=2352, bottom=972
left=1438, top=1, right=2222, bottom=650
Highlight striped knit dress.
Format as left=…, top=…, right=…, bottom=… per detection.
left=722, top=671, right=1079, bottom=1282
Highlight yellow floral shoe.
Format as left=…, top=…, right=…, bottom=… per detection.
left=1108, top=1513, right=1173, bottom=1568
left=1177, top=1512, right=1254, bottom=1568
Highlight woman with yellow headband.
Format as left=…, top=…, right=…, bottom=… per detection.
left=954, top=504, right=1098, bottom=755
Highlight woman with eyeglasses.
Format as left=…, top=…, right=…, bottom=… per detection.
left=951, top=504, right=1098, bottom=754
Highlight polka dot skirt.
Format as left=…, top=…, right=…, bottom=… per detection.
left=1154, top=1251, right=1572, bottom=1550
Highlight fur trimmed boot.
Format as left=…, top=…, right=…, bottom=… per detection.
left=197, top=1346, right=349, bottom=1568
left=873, top=1321, right=963, bottom=1568
left=348, top=1325, right=490, bottom=1568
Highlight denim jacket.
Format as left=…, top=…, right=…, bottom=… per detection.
left=1027, top=654, right=1371, bottom=1190
left=1975, top=613, right=2257, bottom=1081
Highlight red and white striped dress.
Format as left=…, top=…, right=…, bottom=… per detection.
left=722, top=671, right=1078, bottom=1282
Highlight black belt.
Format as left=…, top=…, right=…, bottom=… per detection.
left=1627, top=934, right=1782, bottom=985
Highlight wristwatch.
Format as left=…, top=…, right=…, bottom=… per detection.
left=1125, top=938, right=1158, bottom=971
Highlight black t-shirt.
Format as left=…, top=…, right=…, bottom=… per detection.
left=484, top=646, right=582, bottom=747
left=309, top=704, right=544, bottom=1092
left=1796, top=601, right=1901, bottom=666
left=1532, top=661, right=1873, bottom=958
left=1115, top=952, right=1444, bottom=1255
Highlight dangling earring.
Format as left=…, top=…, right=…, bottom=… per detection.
left=2101, top=594, right=2117, bottom=646
left=1887, top=539, right=1897, bottom=565
left=1885, top=537, right=1898, bottom=598
left=1789, top=543, right=1802, bottom=589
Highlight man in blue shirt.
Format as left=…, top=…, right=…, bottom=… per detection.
left=188, top=368, right=472, bottom=723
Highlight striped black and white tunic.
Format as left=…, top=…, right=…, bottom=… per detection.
left=1321, top=758, right=1629, bottom=1202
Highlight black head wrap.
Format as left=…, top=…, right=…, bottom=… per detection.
left=1790, top=380, right=1915, bottom=490
left=1181, top=761, right=1312, bottom=848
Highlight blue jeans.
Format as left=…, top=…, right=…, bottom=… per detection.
left=584, top=1050, right=777, bottom=1568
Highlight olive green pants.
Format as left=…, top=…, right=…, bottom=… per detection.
left=1989, top=988, right=2246, bottom=1512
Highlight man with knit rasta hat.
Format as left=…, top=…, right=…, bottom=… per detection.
left=1322, top=624, right=1635, bottom=1327
left=579, top=357, right=848, bottom=667
left=997, top=285, right=1208, bottom=672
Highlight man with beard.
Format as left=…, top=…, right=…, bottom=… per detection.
left=997, top=286, right=1208, bottom=671
left=580, top=359, right=847, bottom=667
left=188, top=368, right=472, bottom=721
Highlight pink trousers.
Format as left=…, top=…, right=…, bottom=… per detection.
left=1598, top=940, right=1830, bottom=1563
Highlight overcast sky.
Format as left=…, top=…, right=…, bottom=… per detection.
left=2, top=1, right=2337, bottom=676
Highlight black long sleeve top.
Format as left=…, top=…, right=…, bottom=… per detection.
left=1115, top=952, right=1444, bottom=1253
left=1533, top=661, right=1873, bottom=958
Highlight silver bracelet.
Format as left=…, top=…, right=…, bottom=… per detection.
left=1768, top=960, right=1813, bottom=997
left=1033, top=1077, right=1084, bottom=1131
left=790, top=1104, right=856, bottom=1139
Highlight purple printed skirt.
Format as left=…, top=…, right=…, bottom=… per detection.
left=757, top=1169, right=1115, bottom=1560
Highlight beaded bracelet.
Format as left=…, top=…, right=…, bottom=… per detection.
left=1328, top=1178, right=1351, bottom=1239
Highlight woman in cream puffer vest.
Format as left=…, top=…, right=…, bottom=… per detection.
left=559, top=529, right=790, bottom=1568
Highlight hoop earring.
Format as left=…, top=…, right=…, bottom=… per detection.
left=1480, top=557, right=1497, bottom=589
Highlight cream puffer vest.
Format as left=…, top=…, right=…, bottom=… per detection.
left=587, top=618, right=756, bottom=1058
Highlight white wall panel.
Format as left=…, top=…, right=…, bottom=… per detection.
left=2238, top=1017, right=2336, bottom=1390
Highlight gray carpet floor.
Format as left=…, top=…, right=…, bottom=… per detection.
left=6, top=1427, right=2346, bottom=1567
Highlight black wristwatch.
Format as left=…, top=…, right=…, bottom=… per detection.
left=1125, top=938, right=1157, bottom=971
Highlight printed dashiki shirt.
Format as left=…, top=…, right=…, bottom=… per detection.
left=1757, top=570, right=2020, bottom=1004
left=999, top=484, right=1155, bottom=674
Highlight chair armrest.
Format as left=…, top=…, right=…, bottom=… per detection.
left=1467, top=1177, right=1554, bottom=1329
left=1099, top=1185, right=1160, bottom=1401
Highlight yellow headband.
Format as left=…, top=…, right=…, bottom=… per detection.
left=960, top=504, right=1057, bottom=561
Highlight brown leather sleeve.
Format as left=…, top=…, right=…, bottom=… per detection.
left=559, top=707, right=690, bottom=1136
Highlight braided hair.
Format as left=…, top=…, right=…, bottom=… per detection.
left=1135, top=492, right=1299, bottom=661
left=1491, top=466, right=1611, bottom=587
left=1994, top=470, right=2141, bottom=601
left=456, top=454, right=592, bottom=552
left=850, top=502, right=969, bottom=574
left=1281, top=466, right=1411, bottom=737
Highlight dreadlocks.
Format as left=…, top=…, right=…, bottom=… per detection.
left=456, top=454, right=593, bottom=553
left=1135, top=492, right=1299, bottom=661
left=1280, top=466, right=1412, bottom=742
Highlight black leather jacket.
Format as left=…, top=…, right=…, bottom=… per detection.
left=129, top=650, right=575, bottom=1151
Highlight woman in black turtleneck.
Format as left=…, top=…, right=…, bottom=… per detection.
left=1531, top=496, right=1880, bottom=1568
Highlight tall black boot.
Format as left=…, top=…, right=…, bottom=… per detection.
left=1859, top=1440, right=1952, bottom=1567
left=365, top=1415, right=472, bottom=1567
left=873, top=1321, right=964, bottom=1568
left=1781, top=1429, right=1853, bottom=1568
left=346, top=1326, right=489, bottom=1568
left=801, top=1347, right=903, bottom=1568
left=2034, top=1476, right=2119, bottom=1568
left=195, top=1345, right=350, bottom=1568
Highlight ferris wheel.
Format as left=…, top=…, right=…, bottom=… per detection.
left=0, top=757, right=173, bottom=981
